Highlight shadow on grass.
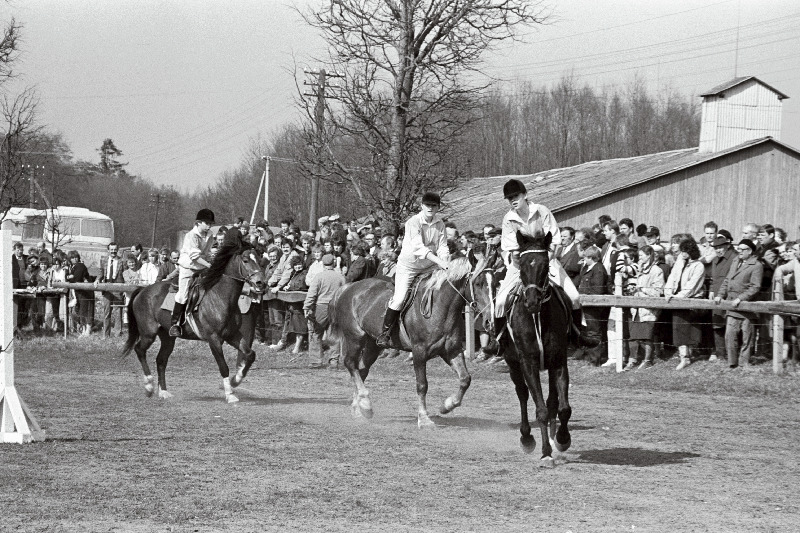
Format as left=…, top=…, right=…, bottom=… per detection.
left=49, top=436, right=176, bottom=443
left=191, top=395, right=347, bottom=406
left=576, top=447, right=700, bottom=467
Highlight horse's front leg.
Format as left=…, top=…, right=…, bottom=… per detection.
left=520, top=354, right=553, bottom=467
left=506, top=355, right=535, bottom=453
left=225, top=329, right=256, bottom=388
left=208, top=334, right=237, bottom=404
left=440, top=350, right=471, bottom=415
left=553, top=363, right=572, bottom=452
left=412, top=350, right=435, bottom=429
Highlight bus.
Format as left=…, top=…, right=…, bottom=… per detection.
left=2, top=206, right=115, bottom=275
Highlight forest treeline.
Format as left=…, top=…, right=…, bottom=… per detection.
left=4, top=77, right=701, bottom=244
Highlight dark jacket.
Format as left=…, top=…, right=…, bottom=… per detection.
left=98, top=255, right=125, bottom=284
left=557, top=243, right=582, bottom=284
left=11, top=253, right=27, bottom=289
left=718, top=256, right=764, bottom=319
left=576, top=263, right=608, bottom=295
left=66, top=262, right=93, bottom=298
left=284, top=269, right=308, bottom=292
left=346, top=256, right=371, bottom=283
left=710, top=246, right=737, bottom=297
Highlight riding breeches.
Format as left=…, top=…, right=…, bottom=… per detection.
left=175, top=266, right=197, bottom=305
left=495, top=258, right=581, bottom=317
left=388, top=262, right=438, bottom=311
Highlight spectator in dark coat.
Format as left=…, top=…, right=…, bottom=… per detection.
left=576, top=245, right=609, bottom=365
left=709, top=236, right=737, bottom=360
left=557, top=226, right=581, bottom=284
left=66, top=250, right=93, bottom=337
left=715, top=239, right=764, bottom=369
left=346, top=241, right=373, bottom=283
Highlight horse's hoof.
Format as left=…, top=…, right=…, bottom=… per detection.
left=230, top=375, right=244, bottom=388
left=520, top=435, right=536, bottom=454
left=158, top=389, right=173, bottom=400
left=554, top=435, right=571, bottom=452
left=439, top=397, right=458, bottom=415
left=418, top=417, right=436, bottom=430
left=351, top=403, right=362, bottom=419
left=226, top=394, right=239, bottom=404
left=143, top=375, right=155, bottom=398
left=539, top=456, right=555, bottom=468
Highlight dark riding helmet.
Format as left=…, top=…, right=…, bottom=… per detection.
left=503, top=179, right=527, bottom=199
left=421, top=192, right=441, bottom=206
left=195, top=208, right=215, bottom=224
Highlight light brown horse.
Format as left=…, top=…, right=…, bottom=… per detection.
left=328, top=257, right=493, bottom=428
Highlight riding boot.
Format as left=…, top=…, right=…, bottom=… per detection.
left=169, top=302, right=186, bottom=337
left=494, top=315, right=507, bottom=340
left=572, top=309, right=600, bottom=347
left=376, top=308, right=401, bottom=348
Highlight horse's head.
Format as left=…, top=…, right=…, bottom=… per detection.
left=516, top=230, right=552, bottom=314
left=469, top=256, right=496, bottom=334
left=238, top=247, right=267, bottom=294
left=206, top=231, right=267, bottom=293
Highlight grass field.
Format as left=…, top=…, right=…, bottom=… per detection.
left=2, top=335, right=799, bottom=532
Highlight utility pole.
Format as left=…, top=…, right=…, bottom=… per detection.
left=149, top=193, right=169, bottom=248
left=303, top=68, right=342, bottom=230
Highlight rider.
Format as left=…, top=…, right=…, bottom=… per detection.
left=170, top=208, right=216, bottom=337
left=376, top=192, right=449, bottom=348
left=494, top=179, right=592, bottom=343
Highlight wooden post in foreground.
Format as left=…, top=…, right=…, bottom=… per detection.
left=0, top=226, right=45, bottom=443
left=464, top=305, right=475, bottom=360
left=772, top=277, right=784, bottom=375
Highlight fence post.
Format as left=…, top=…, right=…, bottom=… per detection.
left=772, top=277, right=784, bottom=375
left=0, top=225, right=45, bottom=443
left=464, top=304, right=475, bottom=360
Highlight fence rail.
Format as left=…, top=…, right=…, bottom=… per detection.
left=31, top=280, right=800, bottom=375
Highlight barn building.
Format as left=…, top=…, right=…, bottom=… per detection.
left=446, top=76, right=800, bottom=239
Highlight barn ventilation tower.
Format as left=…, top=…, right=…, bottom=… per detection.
left=698, top=76, right=788, bottom=153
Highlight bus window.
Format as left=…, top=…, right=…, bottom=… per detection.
left=82, top=218, right=113, bottom=239
left=59, top=216, right=81, bottom=237
left=22, top=219, right=45, bottom=240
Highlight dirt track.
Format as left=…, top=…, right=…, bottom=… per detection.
left=2, top=336, right=799, bottom=532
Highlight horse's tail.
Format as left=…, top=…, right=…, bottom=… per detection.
left=121, top=287, right=144, bottom=356
left=326, top=287, right=343, bottom=342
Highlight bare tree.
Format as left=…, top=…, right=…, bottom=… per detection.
left=298, top=0, right=548, bottom=227
left=0, top=86, right=42, bottom=218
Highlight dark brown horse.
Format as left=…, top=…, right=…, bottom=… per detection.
left=489, top=231, right=573, bottom=467
left=328, top=256, right=493, bottom=428
left=122, top=234, right=266, bottom=403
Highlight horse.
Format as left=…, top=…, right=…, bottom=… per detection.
left=122, top=234, right=266, bottom=403
left=488, top=230, right=573, bottom=467
left=328, top=256, right=494, bottom=428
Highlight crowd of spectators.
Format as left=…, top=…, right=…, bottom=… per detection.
left=11, top=211, right=799, bottom=373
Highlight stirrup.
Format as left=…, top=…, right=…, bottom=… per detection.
left=169, top=324, right=182, bottom=337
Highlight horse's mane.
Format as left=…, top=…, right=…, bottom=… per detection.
left=423, top=256, right=472, bottom=291
left=201, top=233, right=250, bottom=290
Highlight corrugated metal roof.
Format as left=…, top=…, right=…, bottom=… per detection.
left=445, top=137, right=795, bottom=230
left=699, top=76, right=790, bottom=100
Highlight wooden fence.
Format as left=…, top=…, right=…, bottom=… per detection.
left=19, top=279, right=800, bottom=376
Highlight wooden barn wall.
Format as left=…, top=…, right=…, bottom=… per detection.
left=555, top=143, right=800, bottom=238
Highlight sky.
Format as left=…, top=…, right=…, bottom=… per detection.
left=2, top=0, right=799, bottom=193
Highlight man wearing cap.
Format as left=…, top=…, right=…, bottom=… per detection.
left=494, top=179, right=592, bottom=343
left=376, top=192, right=449, bottom=348
left=714, top=239, right=763, bottom=369
left=709, top=235, right=737, bottom=361
left=170, top=208, right=216, bottom=336
left=304, top=254, right=346, bottom=368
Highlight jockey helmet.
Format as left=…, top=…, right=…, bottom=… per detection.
left=195, top=208, right=215, bottom=224
left=503, top=179, right=527, bottom=199
left=421, top=192, right=441, bottom=206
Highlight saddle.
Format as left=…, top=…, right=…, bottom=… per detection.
left=160, top=277, right=206, bottom=314
left=381, top=271, right=437, bottom=349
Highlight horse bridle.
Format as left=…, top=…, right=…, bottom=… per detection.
left=223, top=251, right=265, bottom=293
left=518, top=248, right=552, bottom=305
